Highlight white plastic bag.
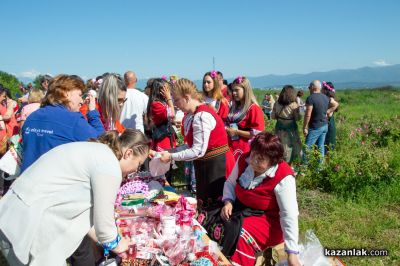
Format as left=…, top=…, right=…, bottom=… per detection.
left=149, top=154, right=170, bottom=177
left=299, top=230, right=331, bottom=266
left=275, top=230, right=331, bottom=266
left=0, top=146, right=21, bottom=179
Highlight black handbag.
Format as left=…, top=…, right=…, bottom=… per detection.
left=152, top=122, right=171, bottom=141
left=152, top=120, right=177, bottom=141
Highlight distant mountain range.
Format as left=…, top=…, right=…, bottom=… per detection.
left=245, top=64, right=400, bottom=89
left=17, top=64, right=400, bottom=90
left=138, top=64, right=400, bottom=90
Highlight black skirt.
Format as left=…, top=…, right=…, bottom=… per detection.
left=194, top=152, right=226, bottom=206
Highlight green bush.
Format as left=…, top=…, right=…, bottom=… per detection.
left=0, top=70, right=21, bottom=98
left=253, top=87, right=400, bottom=199
left=297, top=104, right=400, bottom=198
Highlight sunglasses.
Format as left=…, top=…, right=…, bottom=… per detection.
left=118, top=98, right=127, bottom=104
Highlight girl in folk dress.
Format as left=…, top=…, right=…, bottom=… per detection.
left=146, top=78, right=176, bottom=152
left=226, top=76, right=265, bottom=161
left=160, top=79, right=235, bottom=206
left=202, top=70, right=229, bottom=122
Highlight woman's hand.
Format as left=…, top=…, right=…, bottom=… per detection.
left=160, top=151, right=172, bottom=163
left=226, top=127, right=237, bottom=137
left=287, top=253, right=301, bottom=266
left=303, top=128, right=308, bottom=137
left=161, top=86, right=172, bottom=102
left=291, top=102, right=300, bottom=110
left=220, top=201, right=233, bottom=221
left=174, top=119, right=182, bottom=129
left=148, top=149, right=157, bottom=159
left=112, top=236, right=135, bottom=254
left=88, top=94, right=96, bottom=111
left=6, top=98, right=15, bottom=108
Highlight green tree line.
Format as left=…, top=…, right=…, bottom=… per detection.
left=0, top=71, right=21, bottom=98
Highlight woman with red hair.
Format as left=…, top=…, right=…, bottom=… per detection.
left=201, top=132, right=301, bottom=266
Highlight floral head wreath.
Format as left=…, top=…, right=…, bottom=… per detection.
left=235, top=76, right=244, bottom=84
left=169, top=75, right=179, bottom=84
left=322, top=81, right=335, bottom=93
left=210, top=70, right=218, bottom=79
left=161, top=75, right=168, bottom=81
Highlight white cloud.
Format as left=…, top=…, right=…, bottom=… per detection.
left=373, top=59, right=391, bottom=67
left=19, top=69, right=41, bottom=78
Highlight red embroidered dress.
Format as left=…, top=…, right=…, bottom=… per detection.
left=184, top=104, right=235, bottom=203
left=215, top=100, right=229, bottom=122
left=230, top=161, right=294, bottom=266
left=150, top=101, right=176, bottom=152
left=227, top=103, right=265, bottom=161
left=221, top=85, right=231, bottom=102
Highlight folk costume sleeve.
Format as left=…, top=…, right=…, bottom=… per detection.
left=222, top=159, right=240, bottom=202
left=246, top=104, right=265, bottom=136
left=171, top=112, right=216, bottom=161
left=151, top=102, right=168, bottom=125
left=274, top=175, right=299, bottom=254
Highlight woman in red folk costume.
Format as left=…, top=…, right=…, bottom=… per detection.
left=147, top=78, right=176, bottom=152
left=202, top=70, right=229, bottom=122
left=226, top=76, right=265, bottom=161
left=160, top=79, right=235, bottom=207
left=216, top=132, right=301, bottom=266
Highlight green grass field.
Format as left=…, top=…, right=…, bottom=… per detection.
left=1, top=88, right=399, bottom=265
left=255, top=87, right=400, bottom=266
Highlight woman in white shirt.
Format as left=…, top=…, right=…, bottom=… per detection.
left=0, top=129, right=149, bottom=266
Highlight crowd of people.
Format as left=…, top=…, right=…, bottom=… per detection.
left=0, top=71, right=339, bottom=266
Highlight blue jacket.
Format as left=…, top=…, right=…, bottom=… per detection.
left=21, top=104, right=105, bottom=173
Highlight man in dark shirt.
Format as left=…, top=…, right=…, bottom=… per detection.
left=303, top=80, right=330, bottom=161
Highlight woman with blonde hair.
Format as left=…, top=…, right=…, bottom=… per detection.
left=160, top=78, right=235, bottom=207
left=226, top=76, right=265, bottom=161
left=18, top=88, right=44, bottom=127
left=202, top=70, right=229, bottom=121
left=97, top=73, right=127, bottom=133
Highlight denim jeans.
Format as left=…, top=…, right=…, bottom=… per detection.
left=304, top=124, right=328, bottom=162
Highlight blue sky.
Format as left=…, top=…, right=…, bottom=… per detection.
left=1, top=0, right=399, bottom=81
